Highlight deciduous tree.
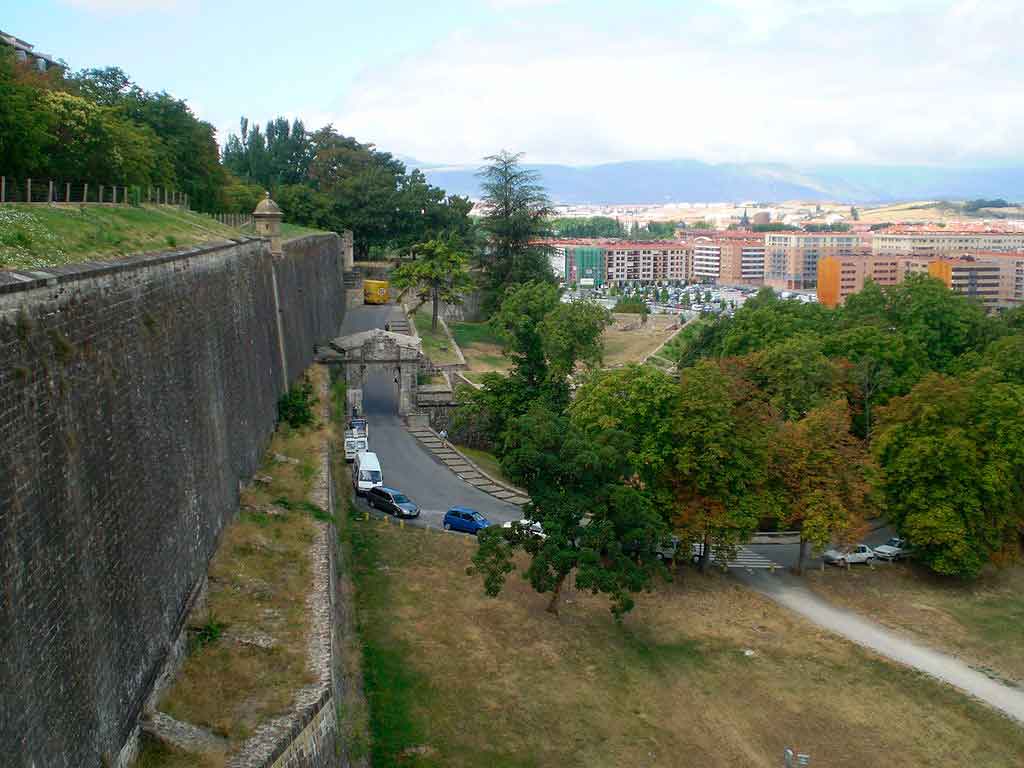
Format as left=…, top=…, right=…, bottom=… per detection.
left=873, top=370, right=1024, bottom=578
left=391, top=238, right=474, bottom=331
left=773, top=399, right=872, bottom=573
left=472, top=406, right=666, bottom=619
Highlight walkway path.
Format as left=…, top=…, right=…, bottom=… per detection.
left=740, top=570, right=1024, bottom=725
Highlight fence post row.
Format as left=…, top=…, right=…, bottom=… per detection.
left=0, top=178, right=191, bottom=208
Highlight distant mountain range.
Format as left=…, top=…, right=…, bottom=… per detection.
left=406, top=157, right=1024, bottom=204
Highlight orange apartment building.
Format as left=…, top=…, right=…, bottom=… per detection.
left=817, top=251, right=1024, bottom=311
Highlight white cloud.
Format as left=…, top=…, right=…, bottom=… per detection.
left=62, top=0, right=189, bottom=11
left=324, top=0, right=1024, bottom=166
left=488, top=0, right=564, bottom=8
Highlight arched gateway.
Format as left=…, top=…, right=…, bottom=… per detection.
left=315, top=329, right=423, bottom=416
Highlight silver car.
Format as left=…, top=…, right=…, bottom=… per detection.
left=823, top=544, right=875, bottom=566
left=873, top=537, right=908, bottom=561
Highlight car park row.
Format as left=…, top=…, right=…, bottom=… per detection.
left=347, top=413, right=495, bottom=531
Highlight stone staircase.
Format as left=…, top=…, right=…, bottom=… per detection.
left=406, top=427, right=530, bottom=506
left=343, top=268, right=361, bottom=289
left=388, top=315, right=411, bottom=334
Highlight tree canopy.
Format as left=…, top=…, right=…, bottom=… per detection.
left=0, top=55, right=225, bottom=209
left=391, top=238, right=474, bottom=331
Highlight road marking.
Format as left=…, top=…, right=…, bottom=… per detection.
left=693, top=546, right=780, bottom=570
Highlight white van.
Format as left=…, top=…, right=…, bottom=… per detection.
left=344, top=430, right=368, bottom=462
left=353, top=451, right=383, bottom=496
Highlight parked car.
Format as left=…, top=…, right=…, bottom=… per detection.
left=823, top=544, right=875, bottom=566
left=343, top=430, right=368, bottom=462
left=367, top=485, right=420, bottom=518
left=502, top=518, right=545, bottom=539
left=443, top=506, right=491, bottom=535
left=873, top=537, right=908, bottom=561
left=352, top=451, right=382, bottom=496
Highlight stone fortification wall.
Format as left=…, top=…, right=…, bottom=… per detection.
left=0, top=234, right=344, bottom=767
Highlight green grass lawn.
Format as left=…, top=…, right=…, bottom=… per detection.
left=448, top=321, right=509, bottom=373
left=449, top=321, right=502, bottom=349
left=349, top=521, right=1024, bottom=768
left=0, top=204, right=243, bottom=270
left=239, top=221, right=330, bottom=240
left=413, top=307, right=461, bottom=365
left=282, top=222, right=330, bottom=239
left=453, top=444, right=516, bottom=488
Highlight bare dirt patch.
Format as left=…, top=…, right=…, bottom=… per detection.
left=602, top=312, right=680, bottom=367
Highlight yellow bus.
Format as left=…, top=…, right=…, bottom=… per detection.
left=363, top=279, right=390, bottom=305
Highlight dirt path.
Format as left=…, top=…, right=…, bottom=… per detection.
left=739, top=570, right=1024, bottom=725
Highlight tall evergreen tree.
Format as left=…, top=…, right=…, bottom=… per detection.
left=476, top=151, right=555, bottom=313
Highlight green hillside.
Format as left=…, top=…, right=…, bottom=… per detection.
left=0, top=204, right=324, bottom=271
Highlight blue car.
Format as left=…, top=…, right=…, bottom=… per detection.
left=443, top=506, right=491, bottom=535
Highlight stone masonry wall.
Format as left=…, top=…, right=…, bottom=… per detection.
left=0, top=234, right=345, bottom=767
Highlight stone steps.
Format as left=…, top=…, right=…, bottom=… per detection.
left=404, top=426, right=530, bottom=506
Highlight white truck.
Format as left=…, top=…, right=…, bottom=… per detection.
left=344, top=430, right=368, bottom=462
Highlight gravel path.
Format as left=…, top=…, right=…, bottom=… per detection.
left=740, top=570, right=1024, bottom=725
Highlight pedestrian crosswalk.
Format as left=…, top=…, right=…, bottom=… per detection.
left=722, top=547, right=780, bottom=570
left=693, top=545, right=781, bottom=570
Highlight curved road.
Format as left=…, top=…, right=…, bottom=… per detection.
left=340, top=301, right=523, bottom=529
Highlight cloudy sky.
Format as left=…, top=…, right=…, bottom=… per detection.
left=8, top=0, right=1023, bottom=167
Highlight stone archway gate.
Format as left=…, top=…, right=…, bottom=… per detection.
left=315, top=329, right=423, bottom=416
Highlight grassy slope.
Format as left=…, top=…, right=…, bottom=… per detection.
left=450, top=321, right=510, bottom=374
left=351, top=522, right=1024, bottom=768
left=0, top=205, right=331, bottom=271
left=413, top=306, right=461, bottom=365
left=806, top=563, right=1024, bottom=686
left=452, top=444, right=515, bottom=488
left=0, top=204, right=244, bottom=270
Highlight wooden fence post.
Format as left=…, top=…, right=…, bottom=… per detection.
left=83, top=183, right=88, bottom=203
left=48, top=180, right=53, bottom=203
left=65, top=182, right=70, bottom=202
left=99, top=184, right=104, bottom=204
left=1, top=176, right=5, bottom=203
left=112, top=185, right=117, bottom=205
left=27, top=178, right=31, bottom=202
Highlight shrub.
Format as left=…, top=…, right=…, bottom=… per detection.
left=277, top=376, right=316, bottom=428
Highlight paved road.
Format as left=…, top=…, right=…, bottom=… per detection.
left=339, top=301, right=523, bottom=530
left=739, top=569, right=1024, bottom=725
left=746, top=524, right=897, bottom=571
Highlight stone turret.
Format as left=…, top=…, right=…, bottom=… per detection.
left=252, top=192, right=284, bottom=256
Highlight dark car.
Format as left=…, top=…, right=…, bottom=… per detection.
left=367, top=485, right=420, bottom=518
left=443, top=506, right=490, bottom=534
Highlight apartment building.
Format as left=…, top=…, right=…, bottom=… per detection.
left=817, top=251, right=1024, bottom=310
left=690, top=233, right=765, bottom=285
left=945, top=252, right=1024, bottom=310
left=873, top=228, right=1024, bottom=256
left=604, top=242, right=689, bottom=284
left=0, top=30, right=62, bottom=72
left=764, top=232, right=860, bottom=290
